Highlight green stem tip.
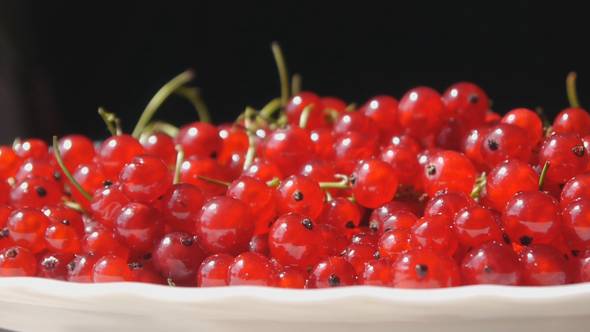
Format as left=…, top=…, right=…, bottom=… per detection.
left=52, top=136, right=92, bottom=201
left=567, top=71, right=581, bottom=108
left=538, top=161, right=550, bottom=189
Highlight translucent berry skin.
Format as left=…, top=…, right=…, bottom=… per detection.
left=57, top=135, right=96, bottom=170
left=485, top=159, right=538, bottom=211
left=161, top=184, right=205, bottom=234
left=38, top=253, right=73, bottom=280
left=140, top=132, right=176, bottom=168
left=67, top=254, right=99, bottom=283
left=461, top=242, right=521, bottom=285
left=398, top=87, right=447, bottom=137
left=176, top=121, right=222, bottom=159
left=92, top=255, right=135, bottom=283
left=309, top=129, right=336, bottom=161
left=442, top=82, right=489, bottom=129
left=115, top=202, right=163, bottom=254
left=380, top=145, right=420, bottom=187
left=83, top=228, right=129, bottom=259
left=392, top=249, right=460, bottom=288
left=97, top=135, right=145, bottom=179
left=376, top=210, right=418, bottom=235
left=333, top=131, right=378, bottom=174
left=359, top=95, right=400, bottom=138
left=89, top=185, right=130, bottom=228
left=15, top=158, right=59, bottom=183
left=285, top=92, right=326, bottom=130
left=248, top=234, right=270, bottom=256
left=227, top=252, right=276, bottom=286
left=454, top=206, right=503, bottom=248
left=179, top=157, right=231, bottom=197
left=243, top=159, right=283, bottom=182
left=276, top=175, right=324, bottom=219
left=318, top=224, right=348, bottom=257
left=227, top=176, right=277, bottom=234
left=424, top=191, right=475, bottom=221
left=72, top=163, right=109, bottom=209
left=519, top=245, right=569, bottom=286
left=260, top=126, right=314, bottom=177
left=333, top=112, right=377, bottom=140
left=276, top=266, right=307, bottom=289
left=503, top=191, right=561, bottom=246
left=13, top=139, right=48, bottom=160
left=44, top=221, right=81, bottom=254
left=0, top=146, right=21, bottom=180
left=7, top=208, right=50, bottom=253
left=153, top=232, right=205, bottom=286
left=10, top=176, right=62, bottom=209
left=344, top=243, right=378, bottom=275
left=197, top=254, right=234, bottom=287
left=299, top=160, right=337, bottom=183
left=560, top=173, right=590, bottom=208
left=481, top=123, right=532, bottom=168
left=369, top=201, right=418, bottom=233
left=0, top=246, right=37, bottom=276
left=501, top=108, right=543, bottom=146
left=552, top=107, right=590, bottom=137
left=351, top=159, right=398, bottom=209
left=268, top=213, right=322, bottom=270
left=196, top=196, right=254, bottom=255
left=422, top=151, right=476, bottom=197
left=361, top=258, right=394, bottom=286
left=411, top=215, right=458, bottom=257
left=318, top=197, right=362, bottom=231
left=462, top=127, right=490, bottom=170
left=307, top=256, right=357, bottom=288
left=539, top=133, right=589, bottom=184
left=562, top=199, right=590, bottom=249
left=378, top=229, right=411, bottom=260
left=119, top=155, right=172, bottom=203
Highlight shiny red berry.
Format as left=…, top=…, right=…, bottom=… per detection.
left=392, top=249, right=460, bottom=288
left=360, top=95, right=400, bottom=138
left=176, top=121, right=222, bottom=159
left=485, top=159, right=539, bottom=211
left=519, top=245, right=569, bottom=286
left=360, top=258, right=394, bottom=286
left=276, top=175, right=324, bottom=219
left=539, top=133, right=588, bottom=184
left=92, top=255, right=135, bottom=282
left=285, top=92, right=326, bottom=129
left=10, top=176, right=62, bottom=208
left=38, top=253, right=73, bottom=280
left=97, top=135, right=145, bottom=179
left=67, top=254, right=99, bottom=283
left=351, top=159, right=398, bottom=209
left=307, top=256, right=357, bottom=288
left=422, top=151, right=476, bottom=197
left=57, top=135, right=96, bottom=170
left=227, top=252, right=276, bottom=286
left=461, top=242, right=521, bottom=285
left=119, top=155, right=172, bottom=203
left=13, top=139, right=48, bottom=160
left=197, top=253, right=233, bottom=287
left=160, top=183, right=205, bottom=233
left=260, top=126, right=314, bottom=176
left=7, top=208, right=50, bottom=253
left=140, top=132, right=176, bottom=168
left=398, top=87, right=447, bottom=137
left=268, top=213, right=322, bottom=270
left=552, top=107, right=590, bottom=137
left=227, top=176, right=277, bottom=234
left=153, top=232, right=205, bottom=286
left=481, top=124, right=531, bottom=168
left=0, top=246, right=37, bottom=276
left=501, top=108, right=543, bottom=146
left=503, top=191, right=561, bottom=246
left=115, top=202, right=164, bottom=254
left=442, top=82, right=489, bottom=129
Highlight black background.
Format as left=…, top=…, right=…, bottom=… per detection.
left=0, top=1, right=589, bottom=143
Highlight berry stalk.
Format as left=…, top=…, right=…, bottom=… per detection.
left=52, top=136, right=92, bottom=201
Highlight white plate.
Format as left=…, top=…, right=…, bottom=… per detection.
left=0, top=278, right=589, bottom=332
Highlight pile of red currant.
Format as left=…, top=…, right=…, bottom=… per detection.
left=2, top=45, right=590, bottom=289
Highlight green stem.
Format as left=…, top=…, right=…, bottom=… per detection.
left=538, top=161, right=550, bottom=189
left=53, top=136, right=92, bottom=201
left=242, top=107, right=258, bottom=170
left=567, top=71, right=581, bottom=108
left=470, top=172, right=487, bottom=200
left=299, top=104, right=314, bottom=129
left=175, top=86, right=211, bottom=123
left=197, top=175, right=230, bottom=187
left=258, top=98, right=282, bottom=122
left=345, top=103, right=357, bottom=112
left=139, top=121, right=180, bottom=140
left=132, top=70, right=195, bottom=138
left=173, top=145, right=184, bottom=184
left=271, top=42, right=290, bottom=107
left=319, top=174, right=351, bottom=189
left=291, top=73, right=302, bottom=96
left=266, top=177, right=281, bottom=187
left=98, top=107, right=122, bottom=136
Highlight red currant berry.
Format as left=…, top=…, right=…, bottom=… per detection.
left=227, top=252, right=276, bottom=286
left=176, top=121, right=222, bottom=159
left=93, top=255, right=135, bottom=282
left=249, top=234, right=270, bottom=256
left=260, top=126, right=314, bottom=176
left=197, top=254, right=234, bottom=287
left=196, top=196, right=254, bottom=255
left=350, top=159, right=398, bottom=209
left=89, top=185, right=130, bottom=228
left=83, top=227, right=129, bottom=259
left=359, top=95, right=400, bottom=138
left=67, top=254, right=99, bottom=283
left=453, top=206, right=503, bottom=248
left=268, top=213, right=322, bottom=270
left=115, top=202, right=164, bottom=254
left=333, top=131, right=378, bottom=174
left=398, top=87, right=447, bottom=137
left=562, top=198, right=590, bottom=250
left=13, top=139, right=48, bottom=160
left=276, top=266, right=307, bottom=289
left=119, top=155, right=172, bottom=203
left=160, top=183, right=205, bottom=233
left=481, top=124, right=531, bottom=168
left=307, top=256, right=357, bottom=288
left=485, top=159, right=539, bottom=211
left=309, top=129, right=336, bottom=160
left=227, top=176, right=277, bottom=234
left=97, top=135, right=145, bottom=179
left=276, top=175, right=324, bottom=219
left=422, top=151, right=476, bottom=197
left=361, top=258, right=394, bottom=286
left=424, top=191, right=475, bottom=220
left=285, top=92, right=326, bottom=129
left=442, top=82, right=489, bottom=129
left=44, top=221, right=82, bottom=254
left=519, top=245, right=569, bottom=286
left=153, top=232, right=205, bottom=286
left=140, top=132, right=176, bottom=168
left=392, top=249, right=460, bottom=288
left=344, top=242, right=378, bottom=275
left=333, top=112, right=377, bottom=139
left=10, top=176, right=62, bottom=208
left=15, top=158, right=59, bottom=183
left=461, top=127, right=490, bottom=170
left=318, top=197, right=362, bottom=231
left=561, top=173, right=590, bottom=208
left=380, top=145, right=420, bottom=187
left=0, top=146, right=21, bottom=180
left=461, top=242, right=521, bottom=285
left=0, top=246, right=37, bottom=276
left=38, top=253, right=73, bottom=280
left=7, top=208, right=50, bottom=253
left=501, top=108, right=543, bottom=146
left=503, top=191, right=561, bottom=246
left=179, top=157, right=231, bottom=196
left=378, top=229, right=411, bottom=260
left=552, top=107, right=590, bottom=137
left=57, top=135, right=96, bottom=170
left=243, top=159, right=283, bottom=182
left=539, top=133, right=588, bottom=184
left=411, top=214, right=458, bottom=256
